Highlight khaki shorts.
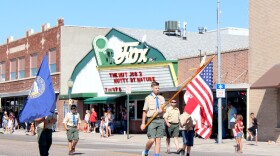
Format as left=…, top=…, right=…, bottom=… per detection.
left=165, top=123, right=179, bottom=138
left=67, top=126, right=79, bottom=141
left=147, top=118, right=164, bottom=139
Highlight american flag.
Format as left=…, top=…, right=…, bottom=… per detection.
left=184, top=62, right=213, bottom=139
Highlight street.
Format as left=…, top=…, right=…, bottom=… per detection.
left=0, top=130, right=273, bottom=156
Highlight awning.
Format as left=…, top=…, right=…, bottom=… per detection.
left=251, top=64, right=280, bottom=89
left=0, top=90, right=59, bottom=98
left=84, top=95, right=124, bottom=104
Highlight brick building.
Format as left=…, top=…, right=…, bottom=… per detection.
left=0, top=18, right=63, bottom=114
left=249, top=0, right=280, bottom=141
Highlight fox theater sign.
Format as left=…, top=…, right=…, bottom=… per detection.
left=92, top=29, right=178, bottom=93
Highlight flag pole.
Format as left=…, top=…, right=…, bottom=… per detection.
left=144, top=56, right=215, bottom=129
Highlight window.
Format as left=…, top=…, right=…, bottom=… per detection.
left=49, top=48, right=56, bottom=73
left=10, top=59, right=16, bottom=80
left=0, top=62, right=5, bottom=82
left=30, top=53, right=38, bottom=76
left=18, top=57, right=25, bottom=78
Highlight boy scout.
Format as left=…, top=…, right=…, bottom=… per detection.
left=179, top=112, right=194, bottom=156
left=35, top=113, right=57, bottom=156
left=164, top=100, right=182, bottom=154
left=141, top=81, right=165, bottom=156
left=63, top=105, right=81, bottom=155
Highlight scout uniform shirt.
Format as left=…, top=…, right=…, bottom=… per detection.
left=37, top=114, right=57, bottom=129
left=179, top=114, right=194, bottom=131
left=63, top=112, right=81, bottom=127
left=163, top=106, right=180, bottom=124
left=143, top=93, right=165, bottom=118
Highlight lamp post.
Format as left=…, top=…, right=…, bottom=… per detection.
left=67, top=79, right=74, bottom=105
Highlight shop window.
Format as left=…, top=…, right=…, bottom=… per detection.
left=30, top=53, right=38, bottom=76
left=10, top=59, right=16, bottom=80
left=48, top=48, right=56, bottom=73
left=18, top=57, right=25, bottom=79
left=0, top=61, right=5, bottom=82
left=129, top=101, right=136, bottom=119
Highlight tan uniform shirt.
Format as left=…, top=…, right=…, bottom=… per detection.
left=36, top=113, right=57, bottom=129
left=63, top=112, right=81, bottom=126
left=179, top=114, right=194, bottom=131
left=163, top=106, right=180, bottom=123
left=143, top=93, right=165, bottom=117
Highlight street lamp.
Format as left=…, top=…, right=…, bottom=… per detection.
left=67, top=79, right=74, bottom=105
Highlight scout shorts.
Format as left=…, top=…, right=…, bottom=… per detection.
left=165, top=123, right=179, bottom=138
left=147, top=118, right=164, bottom=139
left=67, top=126, right=79, bottom=141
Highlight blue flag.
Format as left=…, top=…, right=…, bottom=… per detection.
left=19, top=54, right=56, bottom=123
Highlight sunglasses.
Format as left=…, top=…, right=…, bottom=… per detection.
left=171, top=101, right=176, bottom=103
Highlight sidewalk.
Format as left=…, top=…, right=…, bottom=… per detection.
left=2, top=129, right=280, bottom=156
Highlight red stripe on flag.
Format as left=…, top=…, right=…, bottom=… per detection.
left=190, top=78, right=213, bottom=126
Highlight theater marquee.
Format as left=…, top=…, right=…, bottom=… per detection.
left=97, top=63, right=177, bottom=93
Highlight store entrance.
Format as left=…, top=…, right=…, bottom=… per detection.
left=1, top=96, right=27, bottom=113
left=212, top=90, right=247, bottom=139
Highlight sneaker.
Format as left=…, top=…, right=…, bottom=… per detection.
left=141, top=151, right=148, bottom=156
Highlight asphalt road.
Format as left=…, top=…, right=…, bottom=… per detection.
left=0, top=134, right=260, bottom=156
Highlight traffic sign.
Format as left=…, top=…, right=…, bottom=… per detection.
left=126, top=86, right=132, bottom=94
left=216, top=84, right=225, bottom=89
left=216, top=84, right=225, bottom=98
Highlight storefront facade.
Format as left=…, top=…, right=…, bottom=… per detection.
left=63, top=27, right=250, bottom=134
left=65, top=28, right=179, bottom=133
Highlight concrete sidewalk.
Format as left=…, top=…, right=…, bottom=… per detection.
left=2, top=129, right=280, bottom=156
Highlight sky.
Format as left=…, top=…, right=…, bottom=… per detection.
left=0, top=0, right=248, bottom=43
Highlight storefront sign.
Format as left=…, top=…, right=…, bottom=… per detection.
left=99, top=66, right=175, bottom=93
left=115, top=42, right=148, bottom=65
left=93, top=36, right=149, bottom=66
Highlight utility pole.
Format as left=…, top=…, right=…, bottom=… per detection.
left=217, top=0, right=222, bottom=144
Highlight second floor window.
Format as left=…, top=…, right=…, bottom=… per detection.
left=18, top=57, right=25, bottom=79
left=30, top=53, right=38, bottom=77
left=0, top=62, right=5, bottom=82
left=49, top=48, right=56, bottom=73
left=10, top=59, right=16, bottom=80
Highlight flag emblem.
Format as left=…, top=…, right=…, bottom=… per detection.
left=29, top=76, right=45, bottom=99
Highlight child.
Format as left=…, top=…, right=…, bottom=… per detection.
left=100, top=117, right=107, bottom=137
left=7, top=116, right=14, bottom=133
left=83, top=121, right=88, bottom=133
left=179, top=112, right=194, bottom=156
left=30, top=122, right=36, bottom=136
left=235, top=114, right=244, bottom=153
